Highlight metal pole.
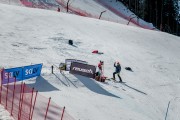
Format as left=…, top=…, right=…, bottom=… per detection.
left=60, top=106, right=66, bottom=120
left=52, top=65, right=54, bottom=74
left=164, top=97, right=180, bottom=120
left=127, top=16, right=136, bottom=25
left=67, top=0, right=70, bottom=12
left=99, top=10, right=106, bottom=19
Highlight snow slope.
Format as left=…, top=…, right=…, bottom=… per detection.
left=0, top=0, right=155, bottom=29
left=56, top=0, right=137, bottom=26
left=1, top=0, right=137, bottom=26
left=0, top=0, right=21, bottom=5
left=0, top=106, right=14, bottom=120
left=95, top=0, right=155, bottom=29
left=0, top=3, right=180, bottom=120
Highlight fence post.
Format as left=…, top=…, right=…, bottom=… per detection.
left=11, top=77, right=17, bottom=116
left=0, top=69, right=3, bottom=104
left=60, top=106, right=66, bottom=120
left=29, top=88, right=34, bottom=120
left=18, top=82, right=23, bottom=120
left=5, top=72, right=10, bottom=109
left=44, top=97, right=51, bottom=120
left=99, top=10, right=106, bottom=19
left=30, top=90, right=38, bottom=120
left=19, top=83, right=26, bottom=120
left=51, top=65, right=54, bottom=74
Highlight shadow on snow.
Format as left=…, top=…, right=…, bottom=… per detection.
left=74, top=74, right=121, bottom=99
left=27, top=76, right=59, bottom=92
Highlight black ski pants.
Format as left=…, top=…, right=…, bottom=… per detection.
left=113, top=72, right=122, bottom=82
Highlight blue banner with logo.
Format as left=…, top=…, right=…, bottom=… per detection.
left=23, top=64, right=43, bottom=80
left=3, top=67, right=23, bottom=84
left=2, top=63, right=43, bottom=84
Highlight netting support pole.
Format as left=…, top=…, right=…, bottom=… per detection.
left=29, top=88, right=34, bottom=120
left=44, top=97, right=51, bottom=120
left=5, top=72, right=10, bottom=109
left=11, top=77, right=17, bottom=116
left=18, top=82, right=23, bottom=120
left=19, top=83, right=26, bottom=120
left=30, top=90, right=38, bottom=120
left=60, top=106, right=66, bottom=120
left=0, top=69, right=3, bottom=104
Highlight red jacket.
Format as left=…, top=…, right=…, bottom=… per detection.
left=98, top=63, right=102, bottom=70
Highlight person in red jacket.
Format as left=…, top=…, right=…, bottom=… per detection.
left=95, top=61, right=103, bottom=81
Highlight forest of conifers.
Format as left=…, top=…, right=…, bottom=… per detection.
left=117, top=0, right=180, bottom=36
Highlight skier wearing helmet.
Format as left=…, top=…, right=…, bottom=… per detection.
left=113, top=61, right=122, bottom=82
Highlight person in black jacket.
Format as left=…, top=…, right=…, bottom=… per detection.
left=113, top=62, right=122, bottom=82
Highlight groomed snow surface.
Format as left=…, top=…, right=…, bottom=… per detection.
left=0, top=3, right=180, bottom=120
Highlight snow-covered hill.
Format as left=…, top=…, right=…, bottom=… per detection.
left=0, top=3, right=180, bottom=120
left=1, top=0, right=156, bottom=29
left=1, top=0, right=138, bottom=26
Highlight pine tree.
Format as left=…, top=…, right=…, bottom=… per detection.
left=117, top=0, right=179, bottom=36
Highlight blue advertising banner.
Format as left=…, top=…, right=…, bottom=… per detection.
left=2, top=63, right=43, bottom=84
left=3, top=67, right=23, bottom=84
left=23, top=64, right=43, bottom=80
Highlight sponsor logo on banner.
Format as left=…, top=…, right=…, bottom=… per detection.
left=3, top=67, right=23, bottom=84
left=23, top=64, right=42, bottom=80
left=72, top=67, right=93, bottom=74
left=65, top=59, right=88, bottom=71
left=2, top=63, right=43, bottom=84
left=70, top=62, right=96, bottom=78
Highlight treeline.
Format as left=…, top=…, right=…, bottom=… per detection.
left=117, top=0, right=180, bottom=36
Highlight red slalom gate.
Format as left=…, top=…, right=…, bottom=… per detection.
left=0, top=73, right=75, bottom=120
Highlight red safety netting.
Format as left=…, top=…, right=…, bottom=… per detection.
left=0, top=69, right=75, bottom=120
left=19, top=0, right=154, bottom=29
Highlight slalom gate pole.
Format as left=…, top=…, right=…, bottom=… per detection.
left=11, top=77, right=17, bottom=116
left=29, top=88, right=34, bottom=120
left=30, top=90, right=38, bottom=120
left=60, top=106, right=65, bottom=120
left=19, top=83, right=26, bottom=120
left=44, top=97, right=51, bottom=120
left=5, top=72, right=10, bottom=109
left=18, top=82, right=23, bottom=120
